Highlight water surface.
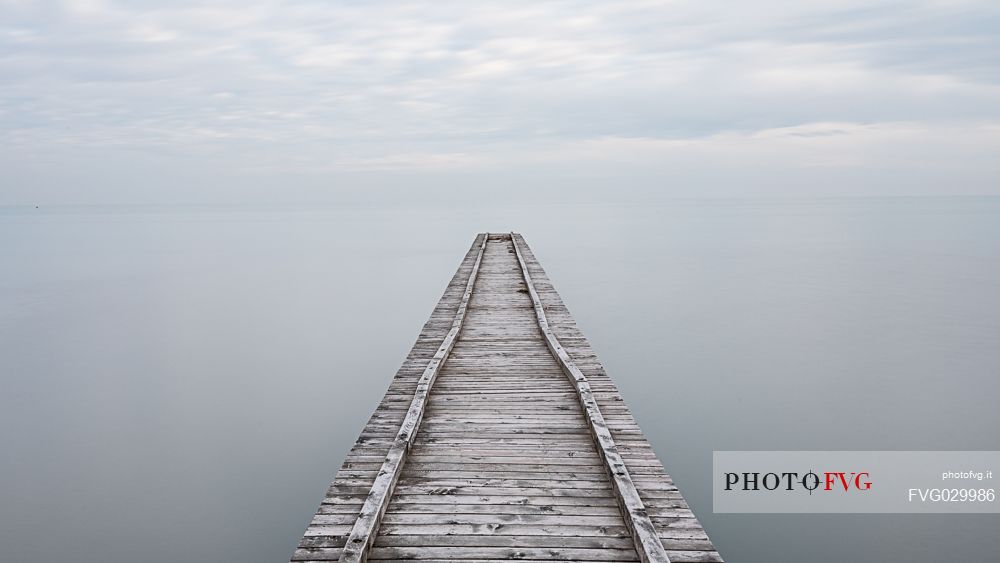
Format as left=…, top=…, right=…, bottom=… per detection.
left=1, top=197, right=998, bottom=562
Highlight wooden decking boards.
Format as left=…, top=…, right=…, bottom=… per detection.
left=291, top=233, right=723, bottom=563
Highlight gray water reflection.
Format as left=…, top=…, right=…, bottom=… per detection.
left=1, top=198, right=998, bottom=562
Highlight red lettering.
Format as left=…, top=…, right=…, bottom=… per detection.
left=855, top=472, right=872, bottom=490
left=823, top=472, right=855, bottom=491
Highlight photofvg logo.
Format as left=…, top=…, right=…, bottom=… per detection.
left=724, top=470, right=871, bottom=494
left=713, top=451, right=1000, bottom=513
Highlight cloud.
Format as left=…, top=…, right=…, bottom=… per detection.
left=1, top=0, right=999, bottom=201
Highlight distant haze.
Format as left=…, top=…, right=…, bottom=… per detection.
left=2, top=0, right=1000, bottom=204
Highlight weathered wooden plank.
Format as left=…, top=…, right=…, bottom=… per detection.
left=341, top=462, right=670, bottom=475
left=384, top=504, right=625, bottom=515
left=361, top=233, right=644, bottom=561
left=510, top=233, right=672, bottom=563
left=336, top=234, right=489, bottom=563
left=292, top=233, right=721, bottom=563
left=368, top=546, right=641, bottom=561
left=376, top=535, right=637, bottom=549
left=510, top=236, right=722, bottom=562
left=377, top=523, right=632, bottom=537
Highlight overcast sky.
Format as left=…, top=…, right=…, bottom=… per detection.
left=2, top=0, right=999, bottom=203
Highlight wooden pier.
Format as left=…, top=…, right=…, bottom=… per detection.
left=291, top=233, right=722, bottom=563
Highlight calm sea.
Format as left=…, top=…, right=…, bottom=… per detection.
left=2, top=197, right=998, bottom=562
